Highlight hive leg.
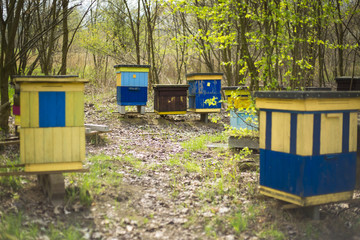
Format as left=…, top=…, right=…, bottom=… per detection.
left=118, top=106, right=126, bottom=114
left=200, top=113, right=208, bottom=123
left=38, top=174, right=65, bottom=204
left=137, top=106, right=145, bottom=114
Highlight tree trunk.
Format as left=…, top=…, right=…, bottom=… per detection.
left=60, top=0, right=69, bottom=75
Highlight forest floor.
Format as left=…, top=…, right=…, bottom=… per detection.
left=1, top=87, right=360, bottom=239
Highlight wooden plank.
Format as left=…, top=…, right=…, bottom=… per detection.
left=80, top=127, right=86, bottom=161
left=25, top=161, right=83, bottom=172
left=21, top=92, right=30, bottom=127
left=20, top=83, right=84, bottom=92
left=349, top=112, right=357, bottom=152
left=20, top=129, right=25, bottom=163
left=74, top=92, right=84, bottom=126
left=0, top=140, right=20, bottom=146
left=24, top=128, right=35, bottom=164
left=0, top=168, right=88, bottom=176
left=320, top=113, right=343, bottom=154
left=66, top=91, right=74, bottom=126
left=84, top=124, right=109, bottom=132
left=29, top=91, right=39, bottom=127
left=71, top=127, right=80, bottom=162
left=44, top=128, right=54, bottom=163
left=259, top=111, right=266, bottom=149
left=15, top=77, right=87, bottom=83
left=53, top=128, right=63, bottom=163
left=271, top=112, right=291, bottom=153
left=186, top=75, right=222, bottom=80
left=63, top=127, right=72, bottom=162
left=34, top=128, right=44, bottom=164
left=297, top=114, right=314, bottom=156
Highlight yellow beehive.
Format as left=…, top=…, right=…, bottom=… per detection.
left=14, top=76, right=88, bottom=172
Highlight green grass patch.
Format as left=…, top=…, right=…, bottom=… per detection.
left=258, top=224, right=285, bottom=240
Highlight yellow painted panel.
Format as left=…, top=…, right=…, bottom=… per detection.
left=187, top=108, right=221, bottom=113
left=259, top=111, right=266, bottom=149
left=115, top=67, right=150, bottom=72
left=260, top=186, right=353, bottom=206
left=116, top=73, right=122, bottom=86
left=73, top=92, right=84, bottom=126
left=15, top=115, right=21, bottom=125
left=186, top=75, right=222, bottom=81
left=63, top=127, right=72, bottom=162
left=20, top=129, right=25, bottom=164
left=79, top=127, right=86, bottom=161
left=14, top=77, right=87, bottom=83
left=25, top=162, right=83, bottom=172
left=21, top=92, right=30, bottom=127
left=296, top=114, right=314, bottom=156
left=53, top=128, right=63, bottom=163
left=20, top=82, right=84, bottom=92
left=256, top=98, right=360, bottom=111
left=29, top=92, right=39, bottom=128
left=43, top=128, right=54, bottom=162
left=320, top=113, right=343, bottom=154
left=66, top=91, right=74, bottom=126
left=71, top=127, right=80, bottom=162
left=349, top=112, right=358, bottom=152
left=271, top=112, right=291, bottom=153
left=34, top=128, right=44, bottom=164
left=24, top=128, right=35, bottom=164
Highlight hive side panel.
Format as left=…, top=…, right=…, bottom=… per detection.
left=271, top=112, right=291, bottom=153
left=21, top=92, right=30, bottom=128
left=43, top=128, right=54, bottom=162
left=296, top=114, right=314, bottom=156
left=320, top=113, right=343, bottom=155
left=66, top=91, right=75, bottom=126
left=53, top=128, right=63, bottom=163
left=29, top=92, right=39, bottom=127
left=259, top=111, right=266, bottom=149
left=73, top=92, right=84, bottom=126
left=34, top=128, right=44, bottom=164
left=63, top=127, right=73, bottom=162
left=349, top=112, right=358, bottom=152
left=71, top=127, right=80, bottom=162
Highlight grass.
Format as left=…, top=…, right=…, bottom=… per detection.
left=0, top=212, right=84, bottom=240
left=258, top=224, right=285, bottom=240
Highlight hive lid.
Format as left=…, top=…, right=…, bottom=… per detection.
left=254, top=91, right=360, bottom=99
left=186, top=72, right=223, bottom=77
left=13, top=75, right=89, bottom=83
left=114, top=64, right=150, bottom=68
left=153, top=84, right=189, bottom=88
left=335, top=76, right=360, bottom=80
left=222, top=86, right=248, bottom=91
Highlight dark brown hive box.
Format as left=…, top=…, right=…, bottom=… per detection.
left=153, top=84, right=189, bottom=115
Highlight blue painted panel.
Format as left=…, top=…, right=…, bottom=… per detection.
left=290, top=113, right=297, bottom=154
left=230, top=110, right=257, bottom=130
left=117, top=86, right=147, bottom=106
left=260, top=149, right=356, bottom=197
left=121, top=72, right=148, bottom=87
left=195, top=93, right=221, bottom=109
left=197, top=80, right=221, bottom=94
left=265, top=111, right=272, bottom=150
left=189, top=96, right=195, bottom=109
left=39, top=92, right=65, bottom=127
left=188, top=81, right=196, bottom=96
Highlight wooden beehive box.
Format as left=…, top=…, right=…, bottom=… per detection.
left=255, top=91, right=360, bottom=206
left=186, top=73, right=222, bottom=113
left=14, top=75, right=88, bottom=172
left=153, top=84, right=189, bottom=115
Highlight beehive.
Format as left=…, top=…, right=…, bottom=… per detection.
left=255, top=91, right=360, bottom=206
left=114, top=65, right=150, bottom=113
left=222, top=86, right=256, bottom=130
left=14, top=75, right=88, bottom=172
left=336, top=76, right=360, bottom=91
left=186, top=73, right=222, bottom=113
left=153, top=84, right=189, bottom=115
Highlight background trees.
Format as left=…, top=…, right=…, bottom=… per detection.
left=1, top=0, right=360, bottom=135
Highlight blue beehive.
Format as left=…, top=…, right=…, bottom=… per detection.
left=255, top=91, right=360, bottom=206
left=114, top=64, right=150, bottom=114
left=186, top=73, right=222, bottom=113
